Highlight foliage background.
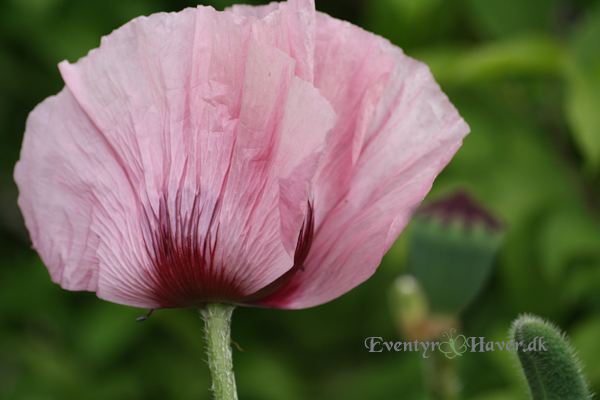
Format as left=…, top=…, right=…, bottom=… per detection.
left=1, top=0, right=600, bottom=399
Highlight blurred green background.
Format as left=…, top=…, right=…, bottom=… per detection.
left=2, top=0, right=600, bottom=399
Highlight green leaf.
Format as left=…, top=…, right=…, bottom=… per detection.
left=415, top=34, right=563, bottom=86
left=571, top=315, right=600, bottom=388
left=465, top=0, right=554, bottom=39
left=468, top=391, right=521, bottom=400
left=565, top=60, right=600, bottom=171
left=537, top=207, right=600, bottom=281
left=388, top=0, right=443, bottom=22
left=564, top=4, right=600, bottom=171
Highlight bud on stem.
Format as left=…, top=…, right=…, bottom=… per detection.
left=510, top=314, right=590, bottom=400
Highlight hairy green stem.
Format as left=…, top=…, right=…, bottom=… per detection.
left=510, top=314, right=590, bottom=400
left=199, top=303, right=238, bottom=400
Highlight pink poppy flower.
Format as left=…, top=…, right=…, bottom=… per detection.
left=14, top=0, right=469, bottom=310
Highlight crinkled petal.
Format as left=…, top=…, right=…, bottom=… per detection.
left=228, top=1, right=281, bottom=19
left=256, top=13, right=469, bottom=309
left=17, top=5, right=335, bottom=308
left=15, top=0, right=467, bottom=311
left=229, top=0, right=316, bottom=83
left=208, top=36, right=334, bottom=297
left=14, top=87, right=161, bottom=308
left=310, top=14, right=395, bottom=228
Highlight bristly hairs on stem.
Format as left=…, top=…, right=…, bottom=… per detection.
left=509, top=313, right=592, bottom=400
left=199, top=303, right=238, bottom=400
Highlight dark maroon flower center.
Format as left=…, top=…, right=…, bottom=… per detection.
left=141, top=195, right=314, bottom=308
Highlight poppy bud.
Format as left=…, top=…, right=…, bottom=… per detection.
left=409, top=191, right=503, bottom=315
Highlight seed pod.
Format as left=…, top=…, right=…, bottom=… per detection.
left=410, top=191, right=503, bottom=315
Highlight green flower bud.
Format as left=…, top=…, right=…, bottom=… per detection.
left=410, top=191, right=503, bottom=315
left=510, top=314, right=591, bottom=400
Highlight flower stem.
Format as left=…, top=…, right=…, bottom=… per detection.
left=199, top=303, right=238, bottom=400
left=424, top=348, right=461, bottom=400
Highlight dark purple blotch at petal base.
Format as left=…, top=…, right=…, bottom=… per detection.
left=142, top=194, right=314, bottom=308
